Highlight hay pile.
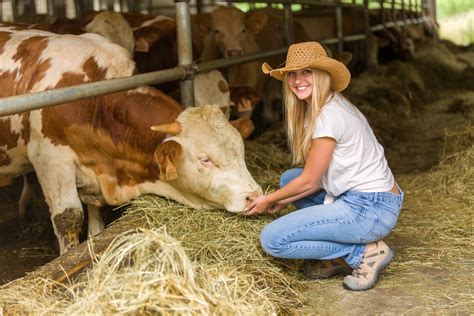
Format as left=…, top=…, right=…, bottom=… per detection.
left=381, top=126, right=473, bottom=313
left=0, top=227, right=278, bottom=315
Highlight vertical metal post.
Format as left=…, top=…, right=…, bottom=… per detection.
left=53, top=0, right=66, bottom=18
left=401, top=0, right=406, bottom=25
left=335, top=2, right=343, bottom=53
left=408, top=0, right=414, bottom=22
left=175, top=0, right=195, bottom=108
left=11, top=0, right=18, bottom=21
left=283, top=3, right=294, bottom=46
left=391, top=0, right=396, bottom=23
left=196, top=0, right=203, bottom=14
left=75, top=0, right=94, bottom=17
left=363, top=0, right=372, bottom=68
left=379, top=0, right=386, bottom=30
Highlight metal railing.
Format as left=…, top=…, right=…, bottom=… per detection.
left=0, top=0, right=436, bottom=117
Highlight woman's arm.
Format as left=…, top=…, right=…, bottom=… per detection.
left=245, top=137, right=336, bottom=215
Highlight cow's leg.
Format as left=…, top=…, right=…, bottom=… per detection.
left=18, top=173, right=33, bottom=225
left=29, top=154, right=83, bottom=254
left=87, top=204, right=104, bottom=237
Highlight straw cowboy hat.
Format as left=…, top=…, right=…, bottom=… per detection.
left=262, top=41, right=351, bottom=92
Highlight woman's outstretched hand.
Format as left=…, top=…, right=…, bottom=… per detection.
left=244, top=195, right=287, bottom=216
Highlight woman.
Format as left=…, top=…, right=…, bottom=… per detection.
left=245, top=42, right=404, bottom=291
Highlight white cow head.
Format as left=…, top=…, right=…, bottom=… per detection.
left=151, top=105, right=262, bottom=213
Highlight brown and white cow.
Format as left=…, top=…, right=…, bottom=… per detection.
left=0, top=25, right=261, bottom=254
left=30, top=11, right=135, bottom=57
left=194, top=6, right=267, bottom=89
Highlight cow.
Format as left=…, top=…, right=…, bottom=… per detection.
left=30, top=11, right=135, bottom=57
left=193, top=6, right=268, bottom=89
left=0, top=25, right=262, bottom=254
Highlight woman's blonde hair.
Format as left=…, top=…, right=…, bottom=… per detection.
left=283, top=68, right=332, bottom=165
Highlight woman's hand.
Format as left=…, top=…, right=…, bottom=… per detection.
left=244, top=195, right=287, bottom=216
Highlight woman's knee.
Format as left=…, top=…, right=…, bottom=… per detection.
left=280, top=168, right=304, bottom=188
left=260, top=223, right=288, bottom=257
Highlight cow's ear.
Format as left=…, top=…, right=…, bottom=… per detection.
left=154, top=140, right=183, bottom=181
left=230, top=118, right=254, bottom=140
left=133, top=26, right=162, bottom=52
left=135, top=37, right=150, bottom=52
left=192, top=13, right=212, bottom=35
left=246, top=11, right=268, bottom=34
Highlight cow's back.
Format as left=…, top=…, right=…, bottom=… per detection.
left=0, top=26, right=136, bottom=180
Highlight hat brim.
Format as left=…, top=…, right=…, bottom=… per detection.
left=262, top=57, right=351, bottom=92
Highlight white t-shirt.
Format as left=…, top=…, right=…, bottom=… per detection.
left=312, top=93, right=394, bottom=203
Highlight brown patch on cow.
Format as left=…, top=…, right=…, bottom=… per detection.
left=121, top=12, right=159, bottom=28
left=20, top=113, right=30, bottom=145
left=0, top=23, right=28, bottom=31
left=82, top=56, right=106, bottom=81
left=0, top=175, right=14, bottom=187
left=32, top=17, right=85, bottom=35
left=0, top=70, right=20, bottom=98
left=42, top=86, right=182, bottom=187
left=0, top=31, right=12, bottom=54
left=64, top=124, right=160, bottom=186
left=0, top=119, right=20, bottom=150
left=12, top=36, right=51, bottom=94
left=154, top=140, right=183, bottom=181
left=0, top=150, right=12, bottom=167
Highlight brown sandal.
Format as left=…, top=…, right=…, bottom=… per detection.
left=303, top=258, right=352, bottom=279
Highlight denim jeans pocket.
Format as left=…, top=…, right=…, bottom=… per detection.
left=360, top=217, right=392, bottom=243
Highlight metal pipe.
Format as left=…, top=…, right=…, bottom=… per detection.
left=335, top=3, right=343, bottom=53
left=175, top=0, right=195, bottom=108
left=283, top=3, right=294, bottom=46
left=0, top=68, right=186, bottom=117
left=0, top=46, right=289, bottom=117
left=0, top=1, right=431, bottom=117
left=363, top=0, right=371, bottom=68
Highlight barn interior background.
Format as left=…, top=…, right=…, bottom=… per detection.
left=0, top=0, right=473, bottom=314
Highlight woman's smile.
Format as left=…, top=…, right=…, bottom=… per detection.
left=287, top=68, right=313, bottom=103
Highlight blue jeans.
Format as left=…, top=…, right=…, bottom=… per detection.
left=260, top=168, right=404, bottom=268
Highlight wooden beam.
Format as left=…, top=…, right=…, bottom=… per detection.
left=23, top=214, right=149, bottom=284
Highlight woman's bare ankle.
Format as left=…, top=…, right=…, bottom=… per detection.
left=364, top=242, right=377, bottom=253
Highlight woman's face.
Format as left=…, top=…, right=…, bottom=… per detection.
left=286, top=68, right=313, bottom=103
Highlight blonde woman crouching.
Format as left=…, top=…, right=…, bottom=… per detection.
left=245, top=41, right=404, bottom=291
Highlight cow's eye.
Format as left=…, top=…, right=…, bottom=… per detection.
left=199, top=155, right=214, bottom=168
left=241, top=28, right=246, bottom=34
left=213, top=29, right=220, bottom=34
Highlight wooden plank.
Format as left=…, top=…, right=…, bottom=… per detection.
left=23, top=214, right=149, bottom=283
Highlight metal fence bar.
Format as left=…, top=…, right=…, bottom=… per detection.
left=175, top=0, right=195, bottom=108
left=283, top=3, right=294, bottom=45
left=0, top=0, right=435, bottom=117
left=0, top=47, right=289, bottom=117
left=0, top=68, right=184, bottom=117
left=335, top=3, right=343, bottom=53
